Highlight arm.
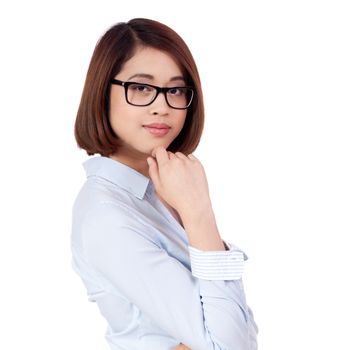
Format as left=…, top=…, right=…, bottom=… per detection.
left=82, top=202, right=257, bottom=350
left=172, top=344, right=192, bottom=350
left=181, top=203, right=225, bottom=252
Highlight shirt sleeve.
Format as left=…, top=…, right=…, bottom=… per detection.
left=81, top=202, right=257, bottom=350
left=188, top=241, right=248, bottom=280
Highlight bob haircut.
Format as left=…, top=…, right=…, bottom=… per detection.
left=74, top=18, right=205, bottom=157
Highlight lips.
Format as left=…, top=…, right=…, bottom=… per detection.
left=143, top=123, right=171, bottom=136
left=143, top=123, right=170, bottom=129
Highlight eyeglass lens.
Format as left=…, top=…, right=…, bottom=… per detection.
left=127, top=83, right=193, bottom=109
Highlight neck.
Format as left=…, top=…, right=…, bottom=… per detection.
left=109, top=150, right=150, bottom=179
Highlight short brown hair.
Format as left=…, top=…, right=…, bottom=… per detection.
left=74, top=18, right=205, bottom=157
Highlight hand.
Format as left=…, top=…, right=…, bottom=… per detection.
left=172, top=343, right=192, bottom=350
left=147, top=146, right=211, bottom=217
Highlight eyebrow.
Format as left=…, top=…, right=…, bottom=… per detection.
left=127, top=73, right=185, bottom=83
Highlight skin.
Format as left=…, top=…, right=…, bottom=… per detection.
left=108, top=45, right=219, bottom=349
left=109, top=46, right=187, bottom=177
left=172, top=344, right=191, bottom=350
left=109, top=44, right=212, bottom=218
left=147, top=146, right=211, bottom=220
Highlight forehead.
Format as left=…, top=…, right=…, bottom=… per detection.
left=119, top=46, right=183, bottom=80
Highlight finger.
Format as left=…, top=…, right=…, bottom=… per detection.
left=167, top=151, right=177, bottom=160
left=187, top=153, right=197, bottom=160
left=152, top=146, right=168, bottom=158
left=152, top=146, right=169, bottom=166
left=146, top=157, right=161, bottom=188
left=174, top=152, right=188, bottom=160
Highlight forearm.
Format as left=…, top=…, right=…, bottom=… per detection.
left=180, top=204, right=226, bottom=252
left=174, top=205, right=255, bottom=348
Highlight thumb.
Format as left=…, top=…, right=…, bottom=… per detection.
left=147, top=157, right=161, bottom=188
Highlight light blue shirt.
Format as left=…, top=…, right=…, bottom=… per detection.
left=71, top=156, right=258, bottom=349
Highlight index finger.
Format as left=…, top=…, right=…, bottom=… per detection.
left=151, top=146, right=169, bottom=166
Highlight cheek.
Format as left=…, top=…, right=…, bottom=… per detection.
left=109, top=88, right=128, bottom=120
left=108, top=107, right=120, bottom=132
left=109, top=94, right=132, bottom=128
left=109, top=105, right=144, bottom=140
left=109, top=109, right=129, bottom=134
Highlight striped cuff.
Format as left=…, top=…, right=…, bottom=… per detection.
left=188, top=241, right=247, bottom=281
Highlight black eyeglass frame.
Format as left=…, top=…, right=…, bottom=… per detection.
left=110, top=79, right=195, bottom=110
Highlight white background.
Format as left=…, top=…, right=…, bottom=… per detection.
left=0, top=1, right=349, bottom=349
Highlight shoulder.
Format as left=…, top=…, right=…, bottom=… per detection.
left=79, top=201, right=160, bottom=249
left=72, top=177, right=135, bottom=226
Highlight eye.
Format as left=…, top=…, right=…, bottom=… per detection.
left=168, top=87, right=185, bottom=96
left=129, top=83, right=153, bottom=93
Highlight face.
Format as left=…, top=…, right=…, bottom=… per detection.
left=109, top=46, right=188, bottom=164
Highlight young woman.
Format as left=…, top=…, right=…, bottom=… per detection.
left=72, top=18, right=258, bottom=350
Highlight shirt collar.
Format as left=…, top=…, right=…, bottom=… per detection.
left=83, top=156, right=154, bottom=200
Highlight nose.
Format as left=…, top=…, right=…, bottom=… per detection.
left=149, top=91, right=170, bottom=115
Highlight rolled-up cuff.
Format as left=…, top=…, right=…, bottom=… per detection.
left=188, top=241, right=247, bottom=281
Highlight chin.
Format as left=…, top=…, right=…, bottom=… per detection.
left=146, top=141, right=172, bottom=153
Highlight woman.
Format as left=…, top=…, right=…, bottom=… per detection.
left=72, top=18, right=258, bottom=350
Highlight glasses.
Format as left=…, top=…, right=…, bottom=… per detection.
left=110, top=79, right=194, bottom=110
